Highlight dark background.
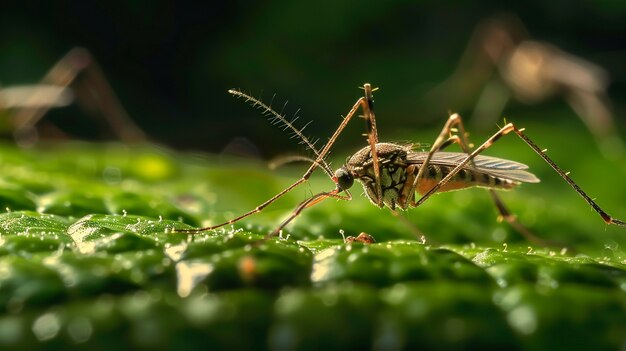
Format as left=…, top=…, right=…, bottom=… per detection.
left=1, top=0, right=625, bottom=156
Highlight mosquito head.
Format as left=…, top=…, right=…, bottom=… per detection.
left=334, top=166, right=354, bottom=191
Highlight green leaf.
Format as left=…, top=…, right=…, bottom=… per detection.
left=0, top=121, right=624, bottom=350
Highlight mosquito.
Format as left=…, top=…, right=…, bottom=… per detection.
left=423, top=13, right=623, bottom=158
left=0, top=47, right=146, bottom=146
left=174, top=83, right=625, bottom=240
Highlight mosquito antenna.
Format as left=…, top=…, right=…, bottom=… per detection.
left=228, top=89, right=334, bottom=177
left=174, top=86, right=368, bottom=235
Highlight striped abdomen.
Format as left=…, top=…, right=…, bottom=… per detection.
left=416, top=164, right=520, bottom=195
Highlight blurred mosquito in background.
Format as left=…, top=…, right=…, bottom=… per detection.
left=0, top=47, right=146, bottom=146
left=175, top=83, right=625, bottom=241
left=423, top=13, right=623, bottom=158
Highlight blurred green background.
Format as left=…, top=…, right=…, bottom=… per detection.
left=0, top=3, right=625, bottom=348
left=0, top=0, right=625, bottom=248
left=0, top=0, right=625, bottom=154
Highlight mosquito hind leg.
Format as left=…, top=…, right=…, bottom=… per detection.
left=439, top=116, right=548, bottom=242
left=487, top=189, right=559, bottom=245
left=426, top=114, right=545, bottom=242
left=414, top=122, right=626, bottom=229
left=512, top=124, right=625, bottom=227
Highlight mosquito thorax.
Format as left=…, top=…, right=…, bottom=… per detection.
left=346, top=142, right=411, bottom=209
left=334, top=166, right=354, bottom=190
left=346, top=143, right=410, bottom=170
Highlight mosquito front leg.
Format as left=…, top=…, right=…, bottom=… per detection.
left=267, top=189, right=352, bottom=239
left=174, top=91, right=369, bottom=234
left=414, top=123, right=626, bottom=228
left=359, top=83, right=383, bottom=207
left=175, top=177, right=310, bottom=234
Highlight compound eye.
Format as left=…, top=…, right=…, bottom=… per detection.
left=334, top=167, right=354, bottom=190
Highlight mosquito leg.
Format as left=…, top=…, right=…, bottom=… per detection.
left=410, top=123, right=535, bottom=203
left=176, top=179, right=350, bottom=236
left=174, top=177, right=309, bottom=234
left=174, top=93, right=369, bottom=234
left=487, top=190, right=559, bottom=246
left=470, top=78, right=511, bottom=130
left=414, top=123, right=626, bottom=228
left=417, top=114, right=469, bottom=180
left=513, top=125, right=625, bottom=227
left=12, top=50, right=84, bottom=134
left=360, top=83, right=383, bottom=207
left=399, top=113, right=541, bottom=242
left=267, top=189, right=352, bottom=239
left=565, top=91, right=623, bottom=158
left=401, top=113, right=469, bottom=208
left=430, top=115, right=545, bottom=242
left=394, top=113, right=471, bottom=238
left=486, top=188, right=552, bottom=242
left=69, top=50, right=146, bottom=142
left=12, top=48, right=146, bottom=143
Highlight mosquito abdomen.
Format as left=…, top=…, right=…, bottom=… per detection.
left=418, top=164, right=518, bottom=194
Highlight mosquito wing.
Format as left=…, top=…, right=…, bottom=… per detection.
left=407, top=151, right=540, bottom=183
